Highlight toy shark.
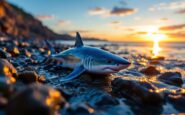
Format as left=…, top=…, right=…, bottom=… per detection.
left=46, top=32, right=130, bottom=82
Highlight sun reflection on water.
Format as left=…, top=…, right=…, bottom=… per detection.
left=146, top=27, right=165, bottom=58
left=152, top=34, right=161, bottom=58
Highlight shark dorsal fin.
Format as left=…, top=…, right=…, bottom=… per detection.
left=75, top=32, right=84, bottom=48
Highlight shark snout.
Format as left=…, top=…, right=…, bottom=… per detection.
left=117, top=59, right=131, bottom=69
left=117, top=63, right=130, bottom=69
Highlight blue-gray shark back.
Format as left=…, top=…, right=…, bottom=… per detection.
left=49, top=32, right=130, bottom=82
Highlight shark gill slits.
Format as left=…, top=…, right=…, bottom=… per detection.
left=90, top=57, right=93, bottom=69
left=88, top=57, right=92, bottom=70
left=83, top=57, right=90, bottom=70
left=87, top=57, right=90, bottom=69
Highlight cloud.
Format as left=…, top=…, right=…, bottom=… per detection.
left=155, top=18, right=169, bottom=23
left=123, top=28, right=135, bottom=31
left=110, top=7, right=137, bottom=16
left=112, top=26, right=135, bottom=32
left=88, top=6, right=137, bottom=17
left=136, top=31, right=148, bottom=35
left=149, top=1, right=185, bottom=11
left=108, top=21, right=123, bottom=26
left=88, top=0, right=136, bottom=17
left=57, top=20, right=71, bottom=26
left=160, top=18, right=168, bottom=21
left=88, top=7, right=109, bottom=16
left=35, top=15, right=54, bottom=20
left=175, top=8, right=185, bottom=14
left=166, top=33, right=185, bottom=39
left=160, top=24, right=185, bottom=31
left=160, top=24, right=185, bottom=39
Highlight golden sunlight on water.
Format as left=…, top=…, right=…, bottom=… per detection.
left=146, top=27, right=165, bottom=58
left=152, top=35, right=161, bottom=57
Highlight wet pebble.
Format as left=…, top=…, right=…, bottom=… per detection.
left=168, top=94, right=185, bottom=112
left=150, top=60, right=161, bottom=65
left=17, top=71, right=39, bottom=84
left=62, top=103, right=94, bottom=115
left=0, top=59, right=17, bottom=79
left=6, top=83, right=66, bottom=115
left=22, top=49, right=32, bottom=57
left=0, top=48, right=8, bottom=59
left=140, top=66, right=160, bottom=76
left=0, top=95, right=8, bottom=108
left=94, top=92, right=118, bottom=107
left=0, top=77, right=14, bottom=98
left=111, top=78, right=164, bottom=105
left=6, top=47, right=20, bottom=57
left=158, top=72, right=183, bottom=87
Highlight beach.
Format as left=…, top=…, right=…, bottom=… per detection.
left=0, top=39, right=185, bottom=115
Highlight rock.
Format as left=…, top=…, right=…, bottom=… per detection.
left=22, top=49, right=31, bottom=57
left=158, top=72, right=183, bottom=87
left=38, top=75, right=47, bottom=83
left=0, top=1, right=74, bottom=40
left=0, top=77, right=14, bottom=98
left=6, top=47, right=20, bottom=57
left=0, top=48, right=8, bottom=59
left=121, top=70, right=144, bottom=77
left=0, top=95, right=8, bottom=108
left=94, top=93, right=118, bottom=106
left=111, top=78, right=164, bottom=105
left=17, top=71, right=39, bottom=84
left=19, top=42, right=30, bottom=47
left=6, top=83, right=66, bottom=115
left=150, top=60, right=160, bottom=65
left=151, top=56, right=165, bottom=61
left=140, top=66, right=160, bottom=76
left=168, top=94, right=185, bottom=112
left=0, top=59, right=17, bottom=79
left=62, top=103, right=95, bottom=115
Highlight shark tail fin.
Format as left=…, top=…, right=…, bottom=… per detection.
left=75, top=32, right=84, bottom=48
left=45, top=40, right=56, bottom=56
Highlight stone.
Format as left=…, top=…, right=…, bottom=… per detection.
left=0, top=77, right=14, bottom=98
left=0, top=59, right=17, bottom=79
left=158, top=72, right=183, bottom=87
left=62, top=103, right=94, bottom=115
left=168, top=94, right=185, bottom=112
left=140, top=66, right=160, bottom=76
left=17, top=71, right=39, bottom=84
left=0, top=48, right=8, bottom=59
left=7, top=47, right=20, bottom=57
left=6, top=83, right=66, bottom=115
left=111, top=78, right=164, bottom=105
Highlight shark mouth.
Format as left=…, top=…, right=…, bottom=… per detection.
left=102, top=64, right=130, bottom=72
left=103, top=67, right=120, bottom=72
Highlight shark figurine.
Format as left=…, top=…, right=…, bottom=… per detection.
left=47, top=32, right=131, bottom=82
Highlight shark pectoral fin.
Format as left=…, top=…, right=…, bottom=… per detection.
left=60, top=65, right=86, bottom=82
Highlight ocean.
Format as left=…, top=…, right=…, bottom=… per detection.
left=56, top=40, right=185, bottom=60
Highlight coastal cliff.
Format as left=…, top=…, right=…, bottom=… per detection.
left=0, top=0, right=72, bottom=40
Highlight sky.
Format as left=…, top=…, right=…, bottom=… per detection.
left=8, top=0, right=185, bottom=42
